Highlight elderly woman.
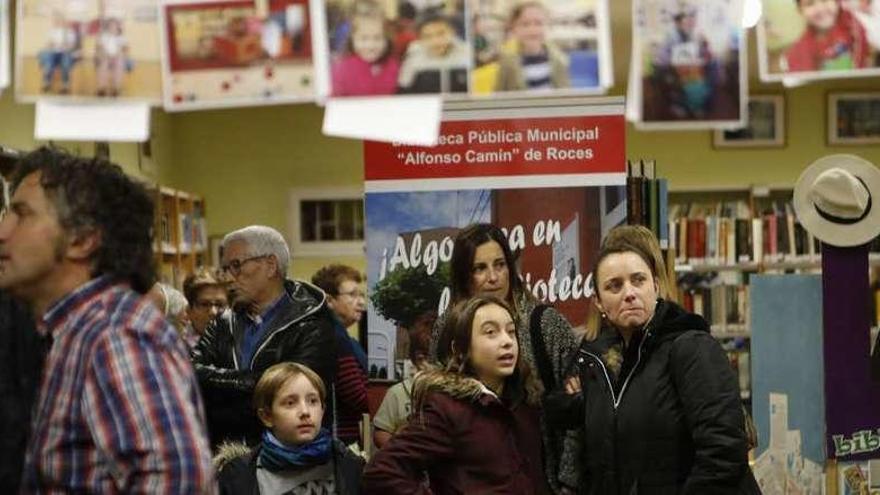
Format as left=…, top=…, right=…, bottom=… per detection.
left=548, top=226, right=760, bottom=494
left=428, top=222, right=579, bottom=493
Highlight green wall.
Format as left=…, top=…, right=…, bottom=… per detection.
left=163, top=104, right=365, bottom=279
left=0, top=88, right=172, bottom=184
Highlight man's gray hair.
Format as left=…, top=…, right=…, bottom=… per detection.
left=222, top=225, right=290, bottom=277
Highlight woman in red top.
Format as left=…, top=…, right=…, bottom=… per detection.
left=362, top=295, right=549, bottom=494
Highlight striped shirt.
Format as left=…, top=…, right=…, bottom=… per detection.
left=22, top=276, right=215, bottom=494
left=521, top=53, right=553, bottom=89
left=333, top=320, right=368, bottom=444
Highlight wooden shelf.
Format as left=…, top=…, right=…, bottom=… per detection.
left=675, top=253, right=880, bottom=273
left=152, top=186, right=208, bottom=288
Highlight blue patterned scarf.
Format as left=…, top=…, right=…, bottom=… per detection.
left=258, top=429, right=332, bottom=472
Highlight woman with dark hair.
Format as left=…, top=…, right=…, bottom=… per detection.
left=547, top=226, right=760, bottom=494
left=428, top=222, right=579, bottom=493
left=363, top=295, right=549, bottom=494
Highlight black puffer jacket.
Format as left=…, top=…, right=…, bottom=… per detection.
left=547, top=300, right=759, bottom=495
left=192, top=280, right=337, bottom=447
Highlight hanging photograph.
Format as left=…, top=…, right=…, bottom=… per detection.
left=469, top=0, right=613, bottom=96
left=1, top=0, right=9, bottom=92
left=160, top=0, right=314, bottom=111
left=758, top=0, right=880, bottom=82
left=319, top=0, right=467, bottom=97
left=15, top=0, right=163, bottom=102
left=632, top=0, right=747, bottom=130
left=827, top=91, right=880, bottom=144
left=713, top=95, right=786, bottom=148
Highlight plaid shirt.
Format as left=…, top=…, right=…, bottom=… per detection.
left=22, top=276, right=215, bottom=493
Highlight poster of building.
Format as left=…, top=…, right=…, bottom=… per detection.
left=363, top=97, right=627, bottom=380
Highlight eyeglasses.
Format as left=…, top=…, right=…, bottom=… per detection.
left=221, top=255, right=268, bottom=277
left=337, top=289, right=366, bottom=299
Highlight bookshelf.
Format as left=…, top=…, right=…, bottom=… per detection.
left=667, top=185, right=880, bottom=406
left=666, top=187, right=795, bottom=406
left=153, top=186, right=208, bottom=288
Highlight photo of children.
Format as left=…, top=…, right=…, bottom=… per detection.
left=635, top=0, right=745, bottom=128
left=16, top=0, right=162, bottom=101
left=758, top=0, right=880, bottom=81
left=323, top=0, right=468, bottom=97
left=470, top=0, right=612, bottom=96
left=160, top=0, right=313, bottom=111
left=1, top=0, right=9, bottom=92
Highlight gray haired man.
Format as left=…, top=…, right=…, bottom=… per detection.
left=192, top=225, right=337, bottom=447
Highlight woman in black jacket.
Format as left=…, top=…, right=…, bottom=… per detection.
left=547, top=228, right=759, bottom=494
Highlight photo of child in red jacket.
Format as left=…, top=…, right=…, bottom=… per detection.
left=783, top=0, right=873, bottom=72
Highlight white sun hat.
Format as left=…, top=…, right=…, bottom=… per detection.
left=793, top=154, right=880, bottom=247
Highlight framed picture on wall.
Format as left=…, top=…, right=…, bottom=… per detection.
left=712, top=95, right=785, bottom=148
left=827, top=92, right=880, bottom=145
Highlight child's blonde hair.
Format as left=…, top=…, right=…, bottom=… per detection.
left=253, top=362, right=326, bottom=414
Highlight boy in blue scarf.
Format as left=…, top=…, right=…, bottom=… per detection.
left=217, top=362, right=364, bottom=494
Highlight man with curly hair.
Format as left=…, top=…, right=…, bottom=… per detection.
left=0, top=147, right=214, bottom=493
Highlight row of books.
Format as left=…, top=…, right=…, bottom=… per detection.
left=179, top=209, right=208, bottom=253
left=679, top=272, right=749, bottom=337
left=158, top=210, right=208, bottom=253
left=626, top=160, right=670, bottom=249
left=670, top=200, right=824, bottom=266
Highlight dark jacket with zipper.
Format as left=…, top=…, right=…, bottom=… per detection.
left=216, top=439, right=363, bottom=495
left=192, top=279, right=337, bottom=447
left=547, top=299, right=760, bottom=495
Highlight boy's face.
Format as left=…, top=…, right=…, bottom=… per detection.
left=798, top=0, right=840, bottom=32
left=258, top=374, right=325, bottom=446
left=420, top=20, right=455, bottom=58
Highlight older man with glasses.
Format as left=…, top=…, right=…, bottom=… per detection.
left=192, top=225, right=337, bottom=448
